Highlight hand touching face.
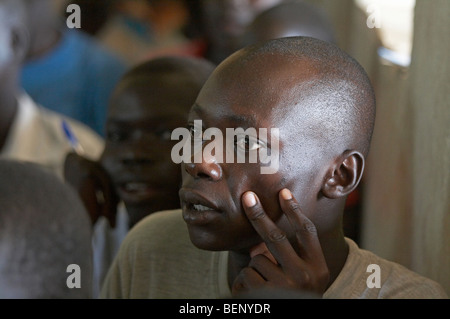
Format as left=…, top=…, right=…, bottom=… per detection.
left=232, top=189, right=329, bottom=295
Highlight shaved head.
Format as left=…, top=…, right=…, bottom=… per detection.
left=108, top=55, right=216, bottom=118
left=116, top=55, right=215, bottom=93
left=213, top=36, right=376, bottom=158
left=0, top=160, right=92, bottom=298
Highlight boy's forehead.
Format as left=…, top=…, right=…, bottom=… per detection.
left=108, top=80, right=196, bottom=121
left=196, top=52, right=319, bottom=123
left=215, top=51, right=317, bottom=92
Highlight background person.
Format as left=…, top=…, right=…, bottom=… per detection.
left=64, top=55, right=216, bottom=297
left=0, top=159, right=93, bottom=299
left=0, top=0, right=104, bottom=180
left=19, top=0, right=127, bottom=137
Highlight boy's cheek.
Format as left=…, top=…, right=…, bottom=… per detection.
left=99, top=152, right=116, bottom=171
left=229, top=169, right=284, bottom=217
left=99, top=145, right=120, bottom=163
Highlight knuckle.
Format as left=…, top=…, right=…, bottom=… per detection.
left=301, top=271, right=311, bottom=284
left=319, top=269, right=330, bottom=284
left=301, top=220, right=318, bottom=234
left=268, top=229, right=287, bottom=243
left=241, top=267, right=253, bottom=277
left=246, top=205, right=266, bottom=220
left=318, top=264, right=330, bottom=281
left=232, top=268, right=252, bottom=291
left=249, top=254, right=267, bottom=268
left=288, top=200, right=302, bottom=212
left=232, top=279, right=246, bottom=292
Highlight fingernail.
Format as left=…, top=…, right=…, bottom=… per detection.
left=243, top=192, right=257, bottom=207
left=280, top=188, right=292, bottom=200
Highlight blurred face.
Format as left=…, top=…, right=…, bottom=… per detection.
left=101, top=77, right=197, bottom=224
left=180, top=52, right=331, bottom=253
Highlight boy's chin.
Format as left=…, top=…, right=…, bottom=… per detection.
left=185, top=224, right=260, bottom=253
left=184, top=224, right=228, bottom=251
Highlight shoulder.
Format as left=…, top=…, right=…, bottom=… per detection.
left=30, top=97, right=104, bottom=160
left=100, top=209, right=222, bottom=298
left=374, top=255, right=449, bottom=298
left=131, top=209, right=186, bottom=236
left=109, top=209, right=194, bottom=284
left=62, top=117, right=104, bottom=160
left=325, top=238, right=448, bottom=299
left=119, top=209, right=189, bottom=255
left=18, top=93, right=104, bottom=152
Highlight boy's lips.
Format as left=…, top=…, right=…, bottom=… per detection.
left=179, top=188, right=222, bottom=225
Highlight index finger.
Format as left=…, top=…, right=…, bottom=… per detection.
left=278, top=189, right=323, bottom=263
left=242, top=191, right=303, bottom=269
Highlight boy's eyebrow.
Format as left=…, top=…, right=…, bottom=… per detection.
left=190, top=103, right=259, bottom=128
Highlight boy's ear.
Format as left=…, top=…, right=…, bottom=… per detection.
left=321, top=150, right=365, bottom=199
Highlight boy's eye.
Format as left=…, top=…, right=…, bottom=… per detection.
left=235, top=135, right=262, bottom=152
left=188, top=124, right=203, bottom=141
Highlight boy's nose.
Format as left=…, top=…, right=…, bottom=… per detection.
left=184, top=142, right=223, bottom=181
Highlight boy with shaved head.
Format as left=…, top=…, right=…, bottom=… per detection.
left=100, top=37, right=448, bottom=299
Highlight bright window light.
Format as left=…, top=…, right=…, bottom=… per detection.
left=355, top=0, right=416, bottom=67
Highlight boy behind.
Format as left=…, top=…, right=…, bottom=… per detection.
left=64, top=55, right=216, bottom=297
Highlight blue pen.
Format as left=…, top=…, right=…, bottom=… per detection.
left=62, top=119, right=85, bottom=155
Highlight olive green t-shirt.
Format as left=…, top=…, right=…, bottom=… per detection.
left=100, top=209, right=448, bottom=299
